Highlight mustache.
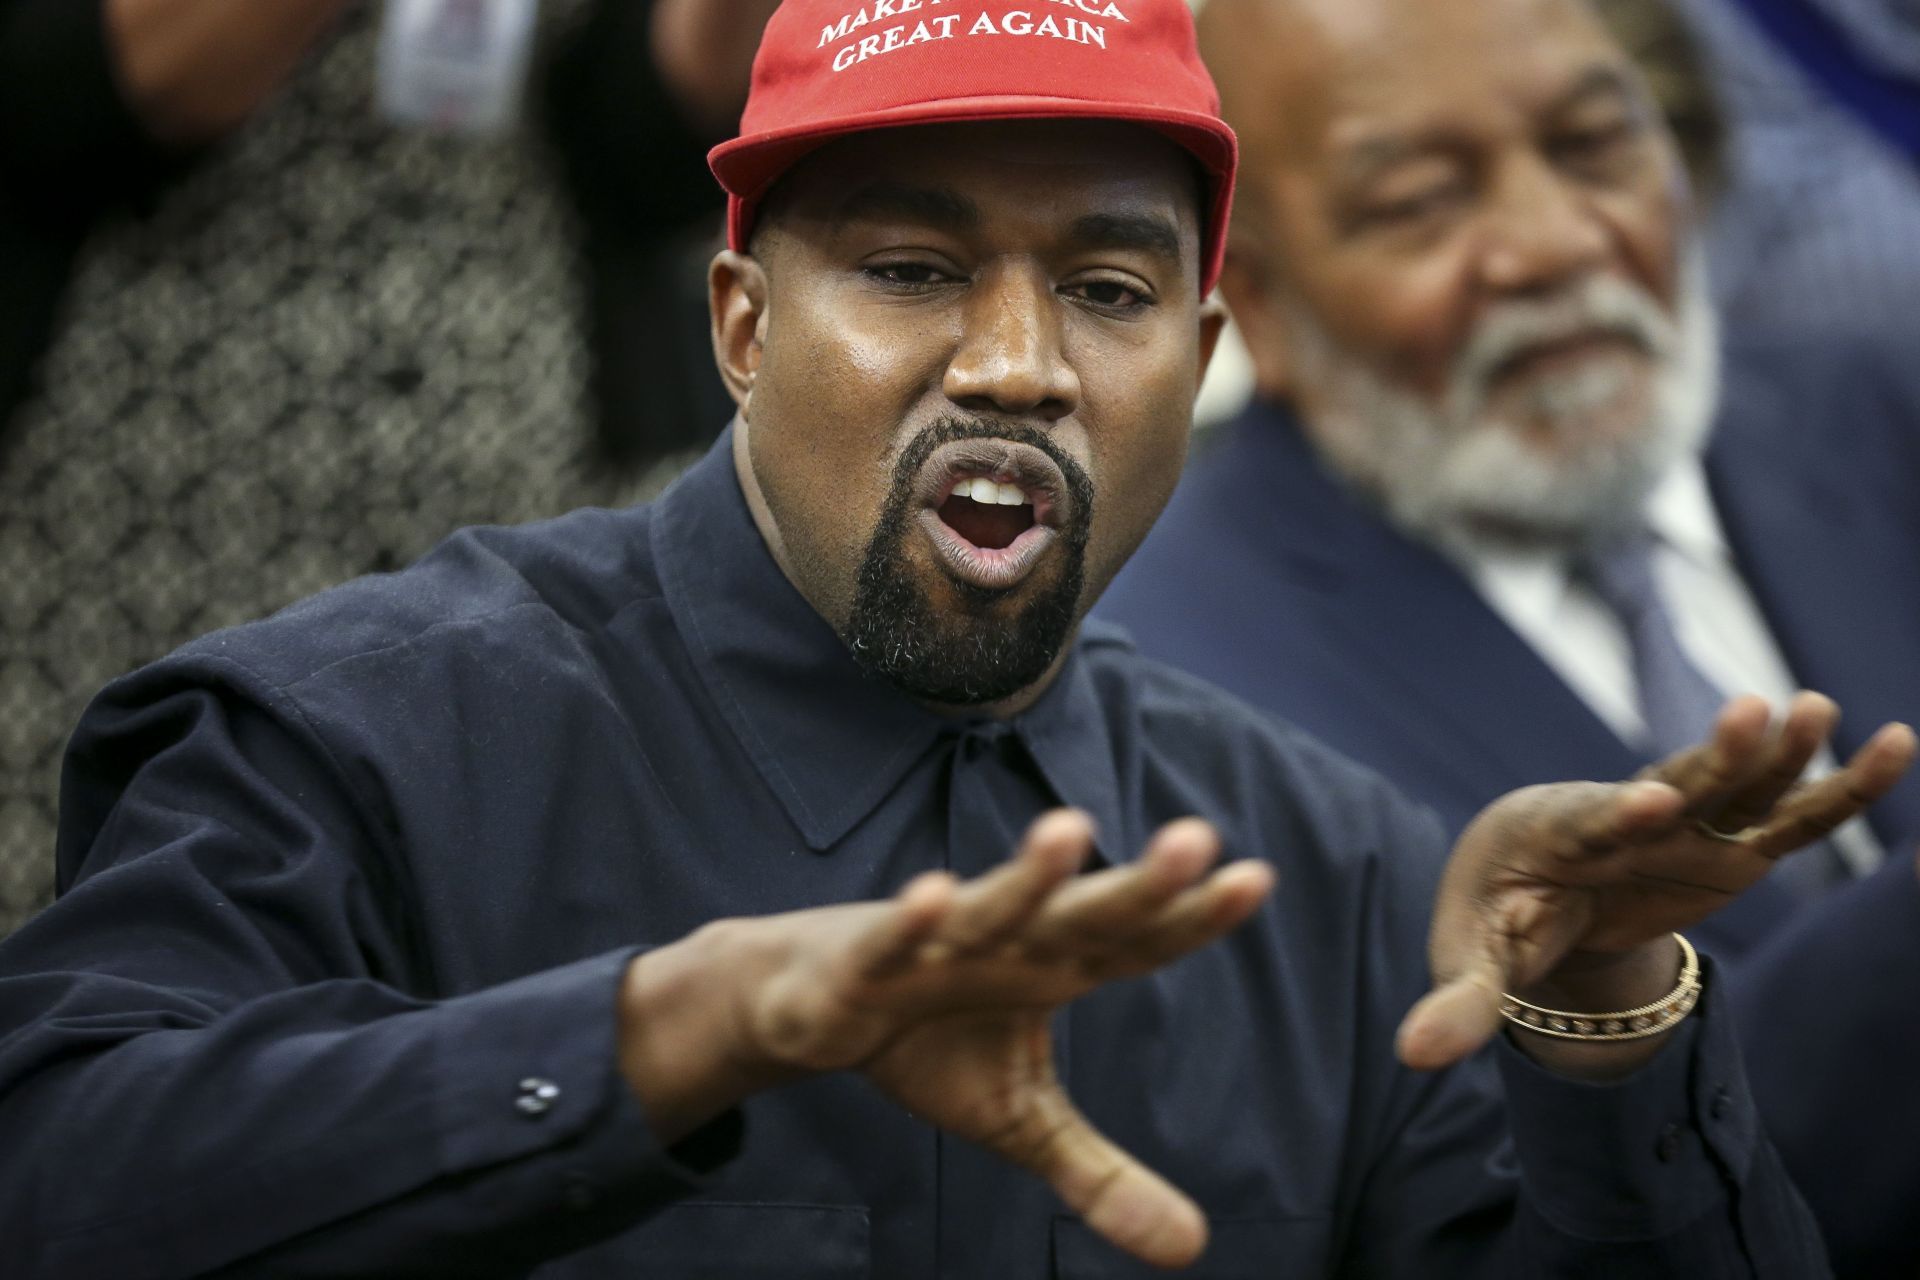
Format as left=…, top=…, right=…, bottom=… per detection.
left=1454, top=275, right=1677, bottom=396
left=883, top=415, right=1095, bottom=531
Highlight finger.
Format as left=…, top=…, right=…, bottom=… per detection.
left=1509, top=780, right=1685, bottom=877
left=1637, top=695, right=1774, bottom=808
left=1025, top=818, right=1223, bottom=952
left=998, top=1090, right=1209, bottom=1269
left=1117, top=860, right=1277, bottom=973
left=1396, top=956, right=1509, bottom=1073
left=1752, top=722, right=1918, bottom=861
left=853, top=871, right=957, bottom=980
left=1397, top=895, right=1564, bottom=1071
left=1708, top=692, right=1836, bottom=834
left=935, top=809, right=1096, bottom=955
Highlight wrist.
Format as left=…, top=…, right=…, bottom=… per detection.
left=616, top=919, right=798, bottom=1144
left=1516, top=934, right=1683, bottom=1012
left=1509, top=935, right=1691, bottom=1082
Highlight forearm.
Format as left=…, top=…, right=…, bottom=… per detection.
left=1496, top=967, right=1830, bottom=1278
left=0, top=951, right=727, bottom=1277
left=103, top=0, right=353, bottom=143
left=0, top=672, right=754, bottom=1275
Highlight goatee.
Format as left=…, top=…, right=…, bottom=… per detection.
left=842, top=417, right=1095, bottom=706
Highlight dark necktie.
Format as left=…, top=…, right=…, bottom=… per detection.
left=1576, top=532, right=1729, bottom=760
left=937, top=724, right=1074, bottom=1272
left=1575, top=532, right=1849, bottom=896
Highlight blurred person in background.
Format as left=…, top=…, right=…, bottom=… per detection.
left=0, top=0, right=776, bottom=935
left=1100, top=0, right=1920, bottom=1270
left=1672, top=0, right=1920, bottom=347
left=1187, top=0, right=1732, bottom=432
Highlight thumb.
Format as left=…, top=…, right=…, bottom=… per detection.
left=1395, top=962, right=1508, bottom=1072
left=1396, top=902, right=1530, bottom=1071
left=1001, top=1088, right=1209, bottom=1269
left=1400, top=882, right=1585, bottom=1071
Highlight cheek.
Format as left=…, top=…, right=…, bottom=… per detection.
left=1269, top=185, right=1468, bottom=392
left=1317, top=253, right=1468, bottom=392
left=746, top=324, right=921, bottom=604
left=780, top=287, right=953, bottom=405
left=1080, top=346, right=1200, bottom=584
left=755, top=297, right=945, bottom=495
left=1603, top=187, right=1684, bottom=308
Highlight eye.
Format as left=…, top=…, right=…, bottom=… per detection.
left=1065, top=276, right=1154, bottom=313
left=1357, top=181, right=1466, bottom=229
left=1550, top=118, right=1645, bottom=172
left=862, top=260, right=956, bottom=289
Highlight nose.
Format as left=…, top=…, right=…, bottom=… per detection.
left=943, top=262, right=1080, bottom=419
left=1475, top=155, right=1612, bottom=297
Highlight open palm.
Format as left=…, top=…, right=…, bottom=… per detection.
left=732, top=810, right=1274, bottom=1269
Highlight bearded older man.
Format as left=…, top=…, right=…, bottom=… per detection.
left=1099, top=0, right=1920, bottom=1271
left=0, top=0, right=1909, bottom=1275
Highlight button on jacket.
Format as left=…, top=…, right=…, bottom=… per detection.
left=0, top=434, right=1823, bottom=1277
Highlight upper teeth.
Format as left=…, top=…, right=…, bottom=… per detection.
left=952, top=477, right=1030, bottom=506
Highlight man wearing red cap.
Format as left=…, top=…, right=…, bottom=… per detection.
left=0, top=1, right=1903, bottom=1274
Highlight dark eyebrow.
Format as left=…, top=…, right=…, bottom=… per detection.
left=833, top=181, right=981, bottom=232
left=1067, top=212, right=1183, bottom=262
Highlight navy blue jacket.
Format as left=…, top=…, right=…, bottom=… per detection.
left=0, top=435, right=1823, bottom=1277
left=1099, top=340, right=1920, bottom=1275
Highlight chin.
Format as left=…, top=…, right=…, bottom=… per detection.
left=845, top=539, right=1088, bottom=707
left=1488, top=370, right=1661, bottom=458
left=1423, top=426, right=1666, bottom=544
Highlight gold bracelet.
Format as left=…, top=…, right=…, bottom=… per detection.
left=1499, top=934, right=1701, bottom=1042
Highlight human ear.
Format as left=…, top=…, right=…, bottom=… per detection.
left=1195, top=292, right=1229, bottom=387
left=710, top=250, right=770, bottom=412
left=1216, top=242, right=1297, bottom=402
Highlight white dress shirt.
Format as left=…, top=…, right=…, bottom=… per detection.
left=1453, top=459, right=1882, bottom=876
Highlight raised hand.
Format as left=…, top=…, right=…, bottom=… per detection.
left=651, top=0, right=786, bottom=133
left=1398, top=693, right=1915, bottom=1075
left=618, top=810, right=1273, bottom=1269
left=105, top=0, right=354, bottom=144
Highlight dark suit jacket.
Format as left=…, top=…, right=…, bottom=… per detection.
left=1098, top=338, right=1920, bottom=1276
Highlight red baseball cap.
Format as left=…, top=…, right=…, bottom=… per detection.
left=708, top=0, right=1238, bottom=294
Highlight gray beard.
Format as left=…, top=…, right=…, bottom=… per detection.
left=1286, top=256, right=1721, bottom=553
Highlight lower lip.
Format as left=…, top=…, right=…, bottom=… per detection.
left=916, top=509, right=1057, bottom=592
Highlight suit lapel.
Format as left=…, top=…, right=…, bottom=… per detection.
left=1243, top=408, right=1645, bottom=797
left=1708, top=378, right=1920, bottom=845
left=1242, top=407, right=1801, bottom=950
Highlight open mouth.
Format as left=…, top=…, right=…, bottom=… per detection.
left=937, top=475, right=1038, bottom=551
left=911, top=439, right=1070, bottom=593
